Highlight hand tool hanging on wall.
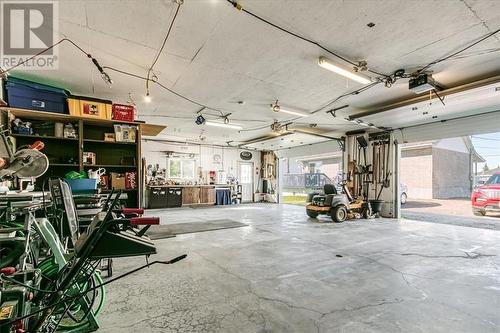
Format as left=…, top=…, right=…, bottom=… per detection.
left=377, top=138, right=391, bottom=200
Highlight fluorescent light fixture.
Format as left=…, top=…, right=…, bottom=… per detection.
left=271, top=104, right=309, bottom=117
left=205, top=121, right=242, bottom=130
left=347, top=118, right=375, bottom=128
left=318, top=56, right=372, bottom=85
left=278, top=107, right=309, bottom=117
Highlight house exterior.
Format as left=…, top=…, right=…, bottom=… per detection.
left=475, top=166, right=500, bottom=185
left=400, top=137, right=484, bottom=199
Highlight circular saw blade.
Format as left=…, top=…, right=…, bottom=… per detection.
left=1, top=149, right=49, bottom=179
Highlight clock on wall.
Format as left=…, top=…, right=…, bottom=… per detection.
left=240, top=151, right=252, bottom=160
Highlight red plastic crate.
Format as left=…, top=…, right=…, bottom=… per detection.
left=112, top=104, right=135, bottom=122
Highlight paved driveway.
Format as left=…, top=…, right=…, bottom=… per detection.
left=402, top=199, right=500, bottom=230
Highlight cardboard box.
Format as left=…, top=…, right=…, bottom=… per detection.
left=104, top=133, right=115, bottom=142
left=83, top=152, right=96, bottom=165
left=111, top=172, right=126, bottom=190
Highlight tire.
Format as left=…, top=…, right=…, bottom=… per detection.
left=331, top=205, right=348, bottom=223
left=472, top=208, right=486, bottom=216
left=306, top=209, right=319, bottom=218
left=400, top=193, right=407, bottom=205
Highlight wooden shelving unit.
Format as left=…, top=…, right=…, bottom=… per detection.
left=83, top=139, right=136, bottom=145
left=11, top=133, right=79, bottom=141
left=0, top=107, right=166, bottom=207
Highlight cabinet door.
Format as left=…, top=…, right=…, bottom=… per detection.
left=182, top=187, right=200, bottom=205
left=192, top=187, right=200, bottom=204
left=201, top=188, right=215, bottom=204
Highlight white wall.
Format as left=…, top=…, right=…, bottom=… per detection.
left=434, top=137, right=468, bottom=154
left=142, top=140, right=261, bottom=192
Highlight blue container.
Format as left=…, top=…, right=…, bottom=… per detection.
left=5, top=77, right=68, bottom=113
left=65, top=179, right=98, bottom=193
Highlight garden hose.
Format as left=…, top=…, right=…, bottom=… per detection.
left=38, top=257, right=106, bottom=330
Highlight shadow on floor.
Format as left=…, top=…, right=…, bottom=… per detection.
left=402, top=201, right=442, bottom=209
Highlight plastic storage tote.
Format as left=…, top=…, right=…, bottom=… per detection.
left=4, top=77, right=68, bottom=113
left=68, top=95, right=112, bottom=120
left=65, top=178, right=98, bottom=193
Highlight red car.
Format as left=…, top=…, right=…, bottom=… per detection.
left=471, top=172, right=500, bottom=216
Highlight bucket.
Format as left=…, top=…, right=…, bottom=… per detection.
left=369, top=199, right=384, bottom=214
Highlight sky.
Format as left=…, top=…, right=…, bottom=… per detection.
left=471, top=132, right=500, bottom=171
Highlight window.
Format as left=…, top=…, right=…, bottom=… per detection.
left=168, top=159, right=195, bottom=179
left=486, top=173, right=500, bottom=184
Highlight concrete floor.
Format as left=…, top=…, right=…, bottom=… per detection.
left=403, top=199, right=500, bottom=231
left=99, top=204, right=500, bottom=333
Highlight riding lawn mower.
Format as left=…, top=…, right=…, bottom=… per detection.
left=306, top=182, right=372, bottom=222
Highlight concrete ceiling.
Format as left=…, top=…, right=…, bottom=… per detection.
left=9, top=0, right=500, bottom=149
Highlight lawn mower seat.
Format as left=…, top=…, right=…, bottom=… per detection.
left=324, top=184, right=337, bottom=195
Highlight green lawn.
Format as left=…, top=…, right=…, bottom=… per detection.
left=283, top=195, right=307, bottom=205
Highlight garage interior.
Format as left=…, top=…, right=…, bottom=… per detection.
left=0, top=0, right=499, bottom=332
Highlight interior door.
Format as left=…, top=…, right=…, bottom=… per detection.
left=238, top=162, right=254, bottom=202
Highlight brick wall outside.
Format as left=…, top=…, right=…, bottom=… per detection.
left=432, top=148, right=471, bottom=198
left=400, top=147, right=433, bottom=199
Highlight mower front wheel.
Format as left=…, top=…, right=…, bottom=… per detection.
left=306, top=209, right=319, bottom=218
left=331, top=205, right=347, bottom=223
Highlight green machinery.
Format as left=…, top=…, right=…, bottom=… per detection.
left=0, top=136, right=186, bottom=332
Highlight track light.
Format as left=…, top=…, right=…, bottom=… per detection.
left=318, top=56, right=372, bottom=85
left=144, top=92, right=152, bottom=103
left=271, top=101, right=309, bottom=117
left=205, top=121, right=242, bottom=130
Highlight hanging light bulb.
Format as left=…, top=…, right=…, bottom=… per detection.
left=143, top=92, right=152, bottom=103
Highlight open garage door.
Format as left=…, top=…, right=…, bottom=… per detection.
left=400, top=132, right=500, bottom=229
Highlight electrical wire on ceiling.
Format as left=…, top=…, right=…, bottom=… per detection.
left=103, top=65, right=236, bottom=118
left=145, top=1, right=182, bottom=99
left=225, top=0, right=389, bottom=79
left=417, top=27, right=500, bottom=74
left=312, top=81, right=381, bottom=114
left=0, top=38, right=113, bottom=86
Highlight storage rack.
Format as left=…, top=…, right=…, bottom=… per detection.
left=0, top=107, right=166, bottom=207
